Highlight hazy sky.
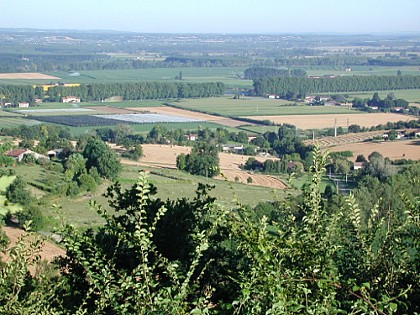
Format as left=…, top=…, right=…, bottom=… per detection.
left=1, top=0, right=419, bottom=34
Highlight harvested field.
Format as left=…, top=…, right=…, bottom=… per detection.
left=119, top=144, right=286, bottom=189
left=243, top=113, right=413, bottom=130
left=304, top=130, right=388, bottom=148
left=128, top=106, right=248, bottom=127
left=0, top=72, right=60, bottom=79
left=325, top=139, right=420, bottom=161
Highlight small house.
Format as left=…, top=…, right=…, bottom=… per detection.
left=185, top=134, right=198, bottom=141
left=5, top=149, right=48, bottom=162
left=353, top=162, right=364, bottom=170
left=222, top=144, right=244, bottom=154
left=61, top=96, right=81, bottom=103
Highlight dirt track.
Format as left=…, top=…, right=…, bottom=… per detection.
left=120, top=144, right=287, bottom=189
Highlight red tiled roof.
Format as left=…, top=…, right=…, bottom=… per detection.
left=4, top=149, right=30, bottom=157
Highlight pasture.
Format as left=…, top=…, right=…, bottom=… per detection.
left=14, top=161, right=290, bottom=230
left=0, top=176, right=22, bottom=216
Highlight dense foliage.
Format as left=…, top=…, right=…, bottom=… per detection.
left=82, top=137, right=121, bottom=180
left=176, top=141, right=220, bottom=178
left=0, top=81, right=224, bottom=104
left=253, top=75, right=420, bottom=97
left=0, top=147, right=419, bottom=314
left=244, top=67, right=307, bottom=80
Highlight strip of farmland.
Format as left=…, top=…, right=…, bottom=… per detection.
left=28, top=113, right=203, bottom=127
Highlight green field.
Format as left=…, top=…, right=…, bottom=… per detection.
left=0, top=116, right=41, bottom=128
left=0, top=67, right=251, bottom=89
left=10, top=163, right=293, bottom=230
left=68, top=121, right=225, bottom=137
left=168, top=97, right=356, bottom=117
left=305, top=65, right=420, bottom=77
left=0, top=175, right=22, bottom=216
left=335, top=89, right=420, bottom=103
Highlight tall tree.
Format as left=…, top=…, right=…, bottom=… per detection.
left=178, top=142, right=220, bottom=178
left=82, top=137, right=121, bottom=180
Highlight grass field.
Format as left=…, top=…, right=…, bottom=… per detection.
left=68, top=121, right=225, bottom=136
left=168, top=97, right=356, bottom=116
left=305, top=65, right=420, bottom=77
left=0, top=175, right=22, bottom=216
left=10, top=162, right=292, bottom=230
left=332, top=89, right=420, bottom=103
left=0, top=67, right=247, bottom=89
left=0, top=116, right=41, bottom=128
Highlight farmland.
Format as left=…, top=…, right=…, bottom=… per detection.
left=243, top=113, right=414, bottom=129
left=167, top=97, right=355, bottom=116
left=0, top=73, right=60, bottom=80
left=325, top=139, right=420, bottom=161
left=0, top=67, right=250, bottom=88
left=118, top=144, right=287, bottom=190
left=128, top=106, right=247, bottom=127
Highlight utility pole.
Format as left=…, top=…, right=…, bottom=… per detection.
left=334, top=118, right=337, bottom=137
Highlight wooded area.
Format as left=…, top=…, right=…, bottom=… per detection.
left=253, top=75, right=420, bottom=98
left=0, top=81, right=224, bottom=104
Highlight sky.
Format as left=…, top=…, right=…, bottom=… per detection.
left=0, top=0, right=419, bottom=34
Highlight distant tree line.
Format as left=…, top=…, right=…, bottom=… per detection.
left=243, top=67, right=307, bottom=80
left=0, top=81, right=224, bottom=104
left=0, top=53, right=251, bottom=72
left=3, top=52, right=420, bottom=74
left=255, top=55, right=420, bottom=68
left=253, top=75, right=420, bottom=98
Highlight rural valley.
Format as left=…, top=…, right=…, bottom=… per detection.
left=0, top=20, right=419, bottom=315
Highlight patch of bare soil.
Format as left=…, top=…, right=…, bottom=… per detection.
left=1, top=226, right=65, bottom=274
